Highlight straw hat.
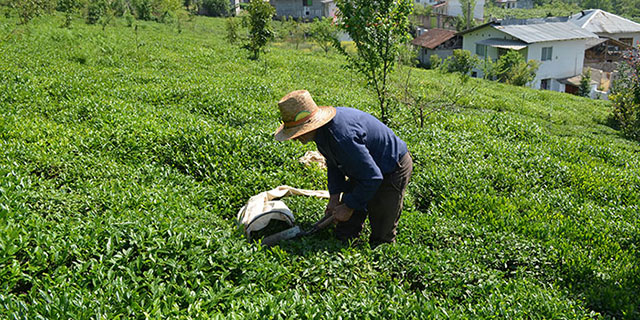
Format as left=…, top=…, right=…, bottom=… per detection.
left=274, top=90, right=336, bottom=141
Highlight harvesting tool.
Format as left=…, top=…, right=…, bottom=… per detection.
left=261, top=213, right=335, bottom=246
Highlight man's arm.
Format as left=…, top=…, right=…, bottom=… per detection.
left=332, top=134, right=383, bottom=212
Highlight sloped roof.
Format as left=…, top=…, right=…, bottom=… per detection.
left=568, top=9, right=640, bottom=34
left=495, top=22, right=598, bottom=43
left=477, top=38, right=527, bottom=50
left=412, top=29, right=457, bottom=49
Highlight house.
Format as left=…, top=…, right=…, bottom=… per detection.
left=270, top=0, right=336, bottom=20
left=494, top=0, right=533, bottom=9
left=412, top=28, right=462, bottom=66
left=568, top=9, right=640, bottom=47
left=459, top=20, right=599, bottom=91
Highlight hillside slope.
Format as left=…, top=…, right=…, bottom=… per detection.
left=1, top=14, right=638, bottom=318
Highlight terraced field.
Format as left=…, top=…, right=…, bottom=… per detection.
left=1, top=14, right=638, bottom=318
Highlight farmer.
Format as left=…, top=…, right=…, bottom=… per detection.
left=274, top=90, right=412, bottom=246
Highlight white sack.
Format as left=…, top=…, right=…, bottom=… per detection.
left=237, top=185, right=329, bottom=239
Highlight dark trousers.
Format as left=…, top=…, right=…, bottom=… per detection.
left=335, top=152, right=413, bottom=246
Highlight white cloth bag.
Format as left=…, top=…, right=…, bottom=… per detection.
left=237, top=185, right=329, bottom=239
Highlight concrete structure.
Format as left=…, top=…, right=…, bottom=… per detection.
left=270, top=0, right=336, bottom=20
left=568, top=9, right=640, bottom=46
left=460, top=21, right=598, bottom=91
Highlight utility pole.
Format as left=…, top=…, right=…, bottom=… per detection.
left=466, top=1, right=471, bottom=30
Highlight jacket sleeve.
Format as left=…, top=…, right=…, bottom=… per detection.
left=333, top=132, right=383, bottom=211
left=327, top=163, right=347, bottom=195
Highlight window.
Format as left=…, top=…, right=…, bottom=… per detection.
left=541, top=47, right=553, bottom=61
left=476, top=44, right=487, bottom=57
left=619, top=38, right=633, bottom=46
left=303, top=0, right=312, bottom=6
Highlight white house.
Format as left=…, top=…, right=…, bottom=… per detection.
left=568, top=9, right=640, bottom=47
left=445, top=0, right=485, bottom=20
left=270, top=0, right=336, bottom=20
left=494, top=0, right=533, bottom=9
left=459, top=21, right=599, bottom=91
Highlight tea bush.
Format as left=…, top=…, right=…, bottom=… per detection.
left=0, top=13, right=639, bottom=319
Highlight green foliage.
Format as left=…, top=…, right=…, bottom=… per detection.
left=457, top=0, right=476, bottom=31
left=130, top=0, right=181, bottom=21
left=225, top=16, right=240, bottom=44
left=243, top=0, right=275, bottom=60
left=6, top=0, right=55, bottom=24
left=479, top=56, right=496, bottom=80
left=284, top=16, right=307, bottom=50
left=610, top=47, right=640, bottom=140
left=495, top=50, right=539, bottom=86
left=86, top=0, right=108, bottom=24
left=0, top=15, right=639, bottom=319
left=429, top=54, right=441, bottom=69
left=201, top=0, right=229, bottom=17
left=441, top=49, right=478, bottom=77
left=334, top=0, right=414, bottom=123
left=485, top=1, right=581, bottom=20
left=579, top=68, right=592, bottom=97
left=309, top=17, right=339, bottom=54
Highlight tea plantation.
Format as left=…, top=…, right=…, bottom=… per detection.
left=1, top=14, right=639, bottom=319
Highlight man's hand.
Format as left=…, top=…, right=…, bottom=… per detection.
left=333, top=203, right=354, bottom=222
left=324, top=194, right=341, bottom=217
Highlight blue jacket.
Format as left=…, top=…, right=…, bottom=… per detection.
left=314, top=107, right=408, bottom=211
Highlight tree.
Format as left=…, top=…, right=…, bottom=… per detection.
left=310, top=17, right=339, bottom=54
left=495, top=50, right=538, bottom=86
left=334, top=0, right=413, bottom=123
left=8, top=0, right=55, bottom=24
left=202, top=0, right=229, bottom=16
left=458, top=0, right=476, bottom=31
left=441, top=49, right=478, bottom=76
left=610, top=46, right=640, bottom=141
left=285, top=16, right=306, bottom=50
left=225, top=16, right=240, bottom=44
left=578, top=68, right=591, bottom=97
left=243, top=0, right=275, bottom=60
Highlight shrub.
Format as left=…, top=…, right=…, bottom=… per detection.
left=201, top=0, right=229, bottom=17
left=86, top=0, right=108, bottom=24
left=610, top=47, right=640, bottom=140
left=8, top=0, right=55, bottom=24
left=284, top=16, right=306, bottom=49
left=225, top=16, right=240, bottom=44
left=429, top=54, right=441, bottom=69
left=578, top=68, right=591, bottom=97
left=309, top=17, right=339, bottom=55
left=495, top=50, right=538, bottom=86
left=441, top=49, right=478, bottom=75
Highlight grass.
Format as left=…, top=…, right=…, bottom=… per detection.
left=0, top=12, right=639, bottom=319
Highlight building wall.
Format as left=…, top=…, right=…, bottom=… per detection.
left=446, top=0, right=485, bottom=20
left=527, top=39, right=586, bottom=89
left=418, top=48, right=455, bottom=66
left=270, top=0, right=328, bottom=19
